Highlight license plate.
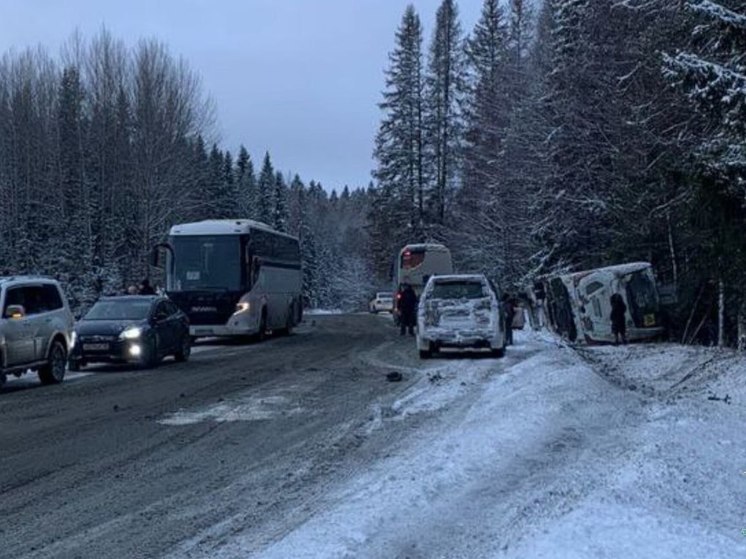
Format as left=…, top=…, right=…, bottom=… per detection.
left=643, top=314, right=656, bottom=327
left=195, top=328, right=213, bottom=335
left=83, top=343, right=109, bottom=351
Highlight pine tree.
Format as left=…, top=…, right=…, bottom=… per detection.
left=273, top=171, right=289, bottom=232
left=257, top=151, right=275, bottom=225
left=222, top=150, right=237, bottom=217
left=236, top=145, right=256, bottom=219
left=373, top=5, right=427, bottom=252
left=424, top=0, right=466, bottom=227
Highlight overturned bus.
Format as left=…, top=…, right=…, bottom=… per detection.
left=540, top=262, right=665, bottom=344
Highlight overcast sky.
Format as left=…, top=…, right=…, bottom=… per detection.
left=0, top=0, right=481, bottom=191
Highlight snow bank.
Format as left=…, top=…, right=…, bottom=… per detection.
left=174, top=331, right=746, bottom=558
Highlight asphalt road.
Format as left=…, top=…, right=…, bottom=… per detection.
left=0, top=314, right=419, bottom=559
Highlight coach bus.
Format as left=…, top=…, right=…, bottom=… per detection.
left=153, top=219, right=302, bottom=340
left=393, top=243, right=453, bottom=323
left=395, top=243, right=453, bottom=295
left=541, top=262, right=664, bottom=344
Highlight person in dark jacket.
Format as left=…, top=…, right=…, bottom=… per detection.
left=610, top=293, right=627, bottom=345
left=503, top=294, right=515, bottom=346
left=398, top=284, right=418, bottom=336
left=139, top=278, right=156, bottom=295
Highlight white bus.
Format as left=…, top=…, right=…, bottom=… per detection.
left=395, top=243, right=453, bottom=296
left=541, top=262, right=664, bottom=344
left=155, top=219, right=302, bottom=340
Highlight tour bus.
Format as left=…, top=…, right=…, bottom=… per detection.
left=153, top=219, right=302, bottom=340
left=393, top=243, right=453, bottom=322
left=541, top=261, right=664, bottom=344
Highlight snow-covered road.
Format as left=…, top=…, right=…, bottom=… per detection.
left=193, top=330, right=746, bottom=558
left=1, top=315, right=744, bottom=558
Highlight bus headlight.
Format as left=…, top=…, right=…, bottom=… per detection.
left=235, top=302, right=250, bottom=313
left=120, top=326, right=142, bottom=340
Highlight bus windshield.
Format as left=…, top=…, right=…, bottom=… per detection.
left=171, top=235, right=242, bottom=292
left=624, top=269, right=659, bottom=325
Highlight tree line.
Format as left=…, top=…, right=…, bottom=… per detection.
left=0, top=30, right=373, bottom=312
left=371, top=0, right=746, bottom=347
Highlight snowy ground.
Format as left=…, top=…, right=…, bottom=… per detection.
left=197, top=330, right=746, bottom=558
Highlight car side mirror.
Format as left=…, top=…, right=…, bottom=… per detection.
left=5, top=304, right=26, bottom=319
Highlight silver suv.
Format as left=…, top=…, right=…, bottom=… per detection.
left=0, top=277, right=74, bottom=388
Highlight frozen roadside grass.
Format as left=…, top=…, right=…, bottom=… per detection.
left=576, top=342, right=746, bottom=402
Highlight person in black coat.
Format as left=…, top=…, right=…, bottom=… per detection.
left=398, top=284, right=418, bottom=336
left=502, top=294, right=515, bottom=346
left=610, top=293, right=627, bottom=345
left=139, top=278, right=156, bottom=295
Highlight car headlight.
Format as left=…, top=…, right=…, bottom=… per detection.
left=235, top=302, right=250, bottom=313
left=119, top=326, right=142, bottom=340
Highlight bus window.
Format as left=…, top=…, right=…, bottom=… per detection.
left=401, top=249, right=425, bottom=269
left=625, top=270, right=659, bottom=327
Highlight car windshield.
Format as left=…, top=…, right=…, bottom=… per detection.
left=431, top=280, right=485, bottom=300
left=85, top=300, right=152, bottom=321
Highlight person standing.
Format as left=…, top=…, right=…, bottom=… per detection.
left=398, top=284, right=418, bottom=336
left=610, top=293, right=627, bottom=345
left=503, top=294, right=515, bottom=346
left=139, top=278, right=155, bottom=295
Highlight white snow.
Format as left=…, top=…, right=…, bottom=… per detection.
left=188, top=329, right=746, bottom=558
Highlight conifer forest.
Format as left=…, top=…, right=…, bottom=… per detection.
left=1, top=0, right=745, bottom=347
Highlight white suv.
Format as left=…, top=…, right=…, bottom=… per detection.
left=0, top=277, right=74, bottom=388
left=416, top=274, right=507, bottom=359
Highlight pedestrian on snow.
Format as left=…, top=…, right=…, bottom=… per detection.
left=503, top=294, right=515, bottom=346
left=398, top=284, right=418, bottom=336
left=610, top=293, right=627, bottom=345
left=139, top=278, right=155, bottom=295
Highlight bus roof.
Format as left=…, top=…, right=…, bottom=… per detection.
left=169, top=219, right=298, bottom=240
left=399, top=243, right=450, bottom=254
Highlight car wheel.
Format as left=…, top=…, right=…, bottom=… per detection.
left=175, top=335, right=191, bottom=362
left=142, top=340, right=159, bottom=369
left=39, top=341, right=67, bottom=385
left=418, top=349, right=432, bottom=359
left=0, top=371, right=6, bottom=389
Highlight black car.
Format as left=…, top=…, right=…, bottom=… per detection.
left=69, top=296, right=191, bottom=370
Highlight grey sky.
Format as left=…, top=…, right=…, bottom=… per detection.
left=0, top=0, right=480, bottom=191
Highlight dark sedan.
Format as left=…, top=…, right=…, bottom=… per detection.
left=69, top=296, right=191, bottom=370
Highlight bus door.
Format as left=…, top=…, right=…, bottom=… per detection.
left=576, top=275, right=612, bottom=340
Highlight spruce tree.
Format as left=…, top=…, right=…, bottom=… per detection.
left=236, top=145, right=256, bottom=219
left=424, top=0, right=466, bottom=227
left=373, top=5, right=427, bottom=252
left=273, top=171, right=289, bottom=232
left=257, top=152, right=275, bottom=225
